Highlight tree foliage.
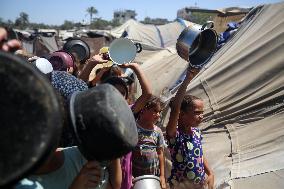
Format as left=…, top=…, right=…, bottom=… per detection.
left=86, top=6, right=98, bottom=24
left=14, top=12, right=29, bottom=29
left=190, top=12, right=216, bottom=25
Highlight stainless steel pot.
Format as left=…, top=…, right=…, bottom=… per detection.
left=109, top=38, right=142, bottom=65
left=176, top=21, right=217, bottom=68
left=133, top=175, right=161, bottom=189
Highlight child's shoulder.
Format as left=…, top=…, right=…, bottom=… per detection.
left=192, top=127, right=202, bottom=139
left=192, top=127, right=200, bottom=133
left=154, top=125, right=163, bottom=133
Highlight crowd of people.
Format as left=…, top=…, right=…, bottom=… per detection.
left=0, top=27, right=214, bottom=189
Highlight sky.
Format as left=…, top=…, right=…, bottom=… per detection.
left=1, top=0, right=283, bottom=25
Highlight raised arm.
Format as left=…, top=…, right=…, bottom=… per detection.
left=90, top=67, right=110, bottom=87
left=166, top=67, right=199, bottom=138
left=157, top=147, right=166, bottom=189
left=77, top=54, right=108, bottom=82
left=119, top=63, right=152, bottom=113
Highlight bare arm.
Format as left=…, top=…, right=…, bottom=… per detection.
left=90, top=67, right=110, bottom=86
left=77, top=54, right=108, bottom=82
left=166, top=68, right=199, bottom=138
left=204, top=157, right=214, bottom=189
left=106, top=158, right=122, bottom=189
left=119, top=63, right=152, bottom=113
left=157, top=147, right=166, bottom=189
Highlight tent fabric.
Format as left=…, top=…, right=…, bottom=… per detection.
left=40, top=35, right=58, bottom=52
left=109, top=19, right=190, bottom=48
left=114, top=2, right=284, bottom=189
left=233, top=169, right=284, bottom=189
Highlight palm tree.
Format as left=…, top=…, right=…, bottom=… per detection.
left=86, top=6, right=98, bottom=24
left=15, top=12, right=29, bottom=29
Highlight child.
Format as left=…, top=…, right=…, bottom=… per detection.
left=132, top=96, right=167, bottom=189
left=103, top=62, right=153, bottom=189
left=22, top=146, right=122, bottom=189
left=166, top=68, right=214, bottom=189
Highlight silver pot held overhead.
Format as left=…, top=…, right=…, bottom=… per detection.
left=176, top=21, right=218, bottom=68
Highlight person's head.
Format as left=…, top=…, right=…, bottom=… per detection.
left=100, top=65, right=124, bottom=82
left=103, top=76, right=129, bottom=100
left=138, top=96, right=163, bottom=124
left=178, top=94, right=204, bottom=128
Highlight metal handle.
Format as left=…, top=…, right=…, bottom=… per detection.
left=135, top=43, right=142, bottom=53
left=201, top=21, right=214, bottom=31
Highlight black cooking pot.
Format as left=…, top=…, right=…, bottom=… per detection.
left=0, top=51, right=63, bottom=187
left=63, top=38, right=90, bottom=63
left=69, top=84, right=138, bottom=161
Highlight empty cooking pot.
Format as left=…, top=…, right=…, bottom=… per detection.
left=133, top=175, right=161, bottom=189
left=0, top=51, right=62, bottom=187
left=176, top=21, right=217, bottom=68
left=47, top=51, right=75, bottom=71
left=63, top=38, right=90, bottom=63
left=109, top=38, right=142, bottom=65
left=69, top=84, right=138, bottom=161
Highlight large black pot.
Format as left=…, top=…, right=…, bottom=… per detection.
left=69, top=84, right=138, bottom=161
left=0, top=51, right=63, bottom=187
left=63, top=38, right=90, bottom=63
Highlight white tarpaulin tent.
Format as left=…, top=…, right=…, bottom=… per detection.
left=109, top=19, right=193, bottom=48
left=190, top=3, right=284, bottom=188
left=108, top=2, right=284, bottom=189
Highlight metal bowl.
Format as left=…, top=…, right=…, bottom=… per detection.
left=133, top=175, right=161, bottom=189
left=63, top=38, right=90, bottom=63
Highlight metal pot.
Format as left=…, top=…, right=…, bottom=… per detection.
left=109, top=38, right=142, bottom=65
left=63, top=38, right=90, bottom=63
left=176, top=21, right=218, bottom=68
left=47, top=51, right=75, bottom=71
left=69, top=84, right=138, bottom=161
left=133, top=175, right=161, bottom=189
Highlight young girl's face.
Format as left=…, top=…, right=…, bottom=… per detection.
left=141, top=106, right=161, bottom=123
left=182, top=99, right=204, bottom=127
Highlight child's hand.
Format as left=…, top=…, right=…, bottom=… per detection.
left=28, top=56, right=40, bottom=62
left=67, top=67, right=74, bottom=74
left=69, top=161, right=101, bottom=189
left=160, top=176, right=167, bottom=189
left=0, top=27, right=22, bottom=52
left=131, top=176, right=135, bottom=187
left=185, top=66, right=200, bottom=80
left=87, top=54, right=108, bottom=65
left=205, top=174, right=214, bottom=189
left=118, top=62, right=137, bottom=68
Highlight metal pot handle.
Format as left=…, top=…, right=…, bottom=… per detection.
left=201, top=21, right=214, bottom=31
left=135, top=43, right=142, bottom=53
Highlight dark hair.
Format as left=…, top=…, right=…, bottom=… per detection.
left=180, top=94, right=202, bottom=113
left=103, top=76, right=129, bottom=99
left=144, top=95, right=164, bottom=111
left=101, top=65, right=123, bottom=82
